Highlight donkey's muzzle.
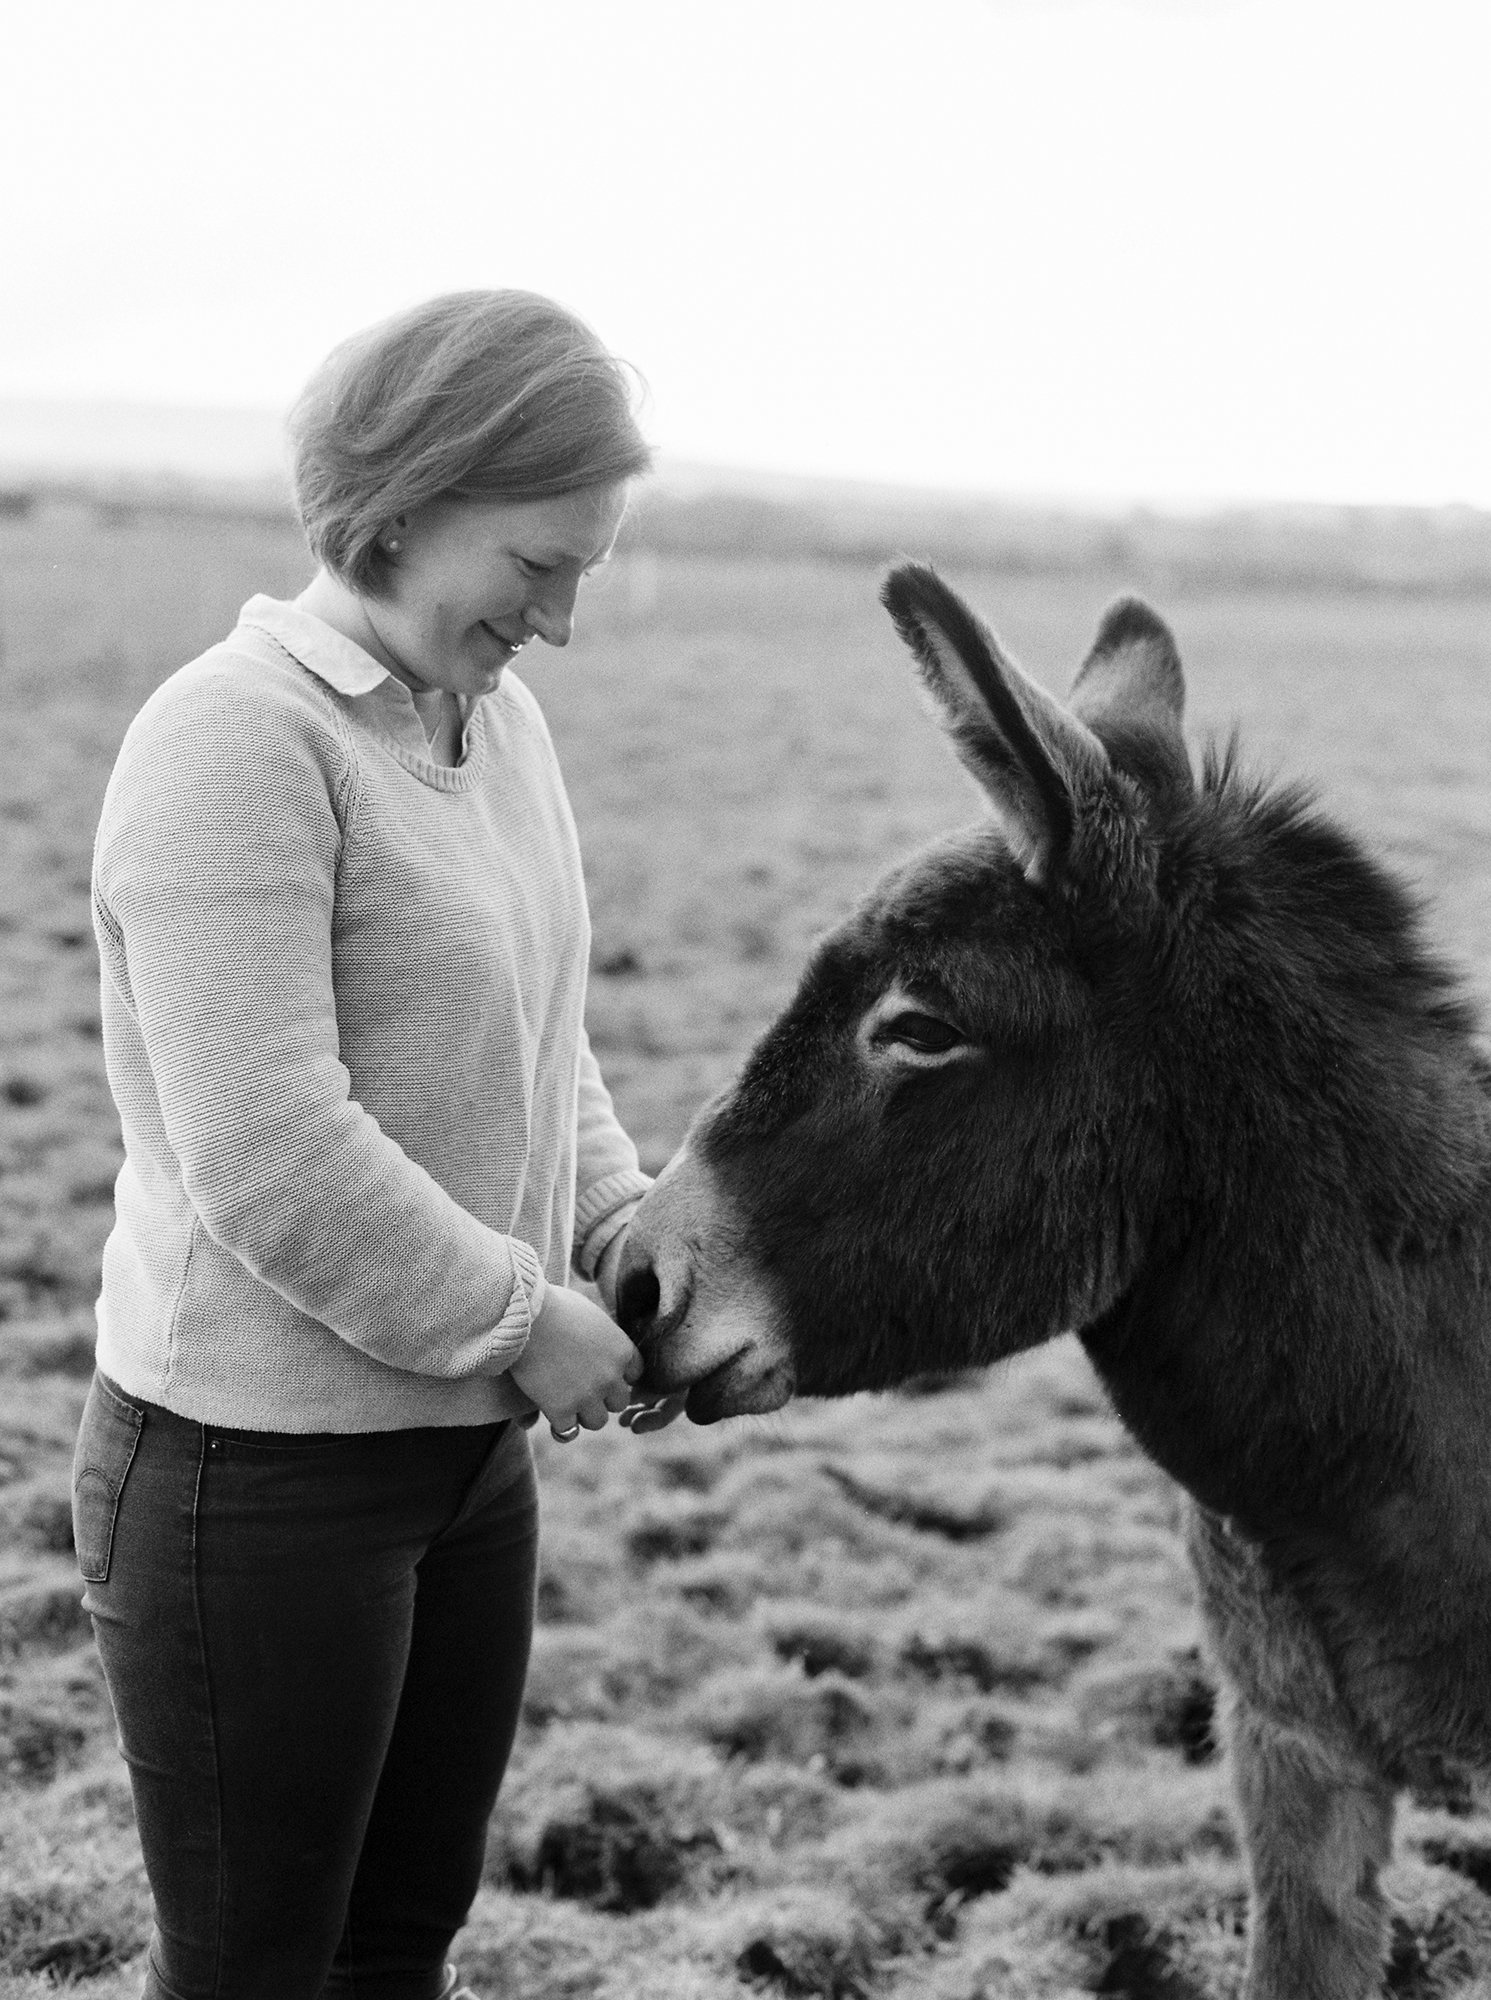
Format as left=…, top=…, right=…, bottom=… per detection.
left=614, top=1145, right=795, bottom=1418
left=616, top=1258, right=662, bottom=1345
left=615, top=1228, right=696, bottom=1395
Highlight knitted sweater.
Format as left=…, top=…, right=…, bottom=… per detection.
left=90, top=594, right=650, bottom=1431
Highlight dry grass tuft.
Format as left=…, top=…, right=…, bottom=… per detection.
left=0, top=1786, right=150, bottom=1986
left=624, top=1493, right=730, bottom=1566
left=0, top=1649, right=108, bottom=1789
left=0, top=1567, right=94, bottom=1659
left=760, top=1601, right=881, bottom=1681
left=820, top=1462, right=1008, bottom=1543
left=1073, top=1647, right=1219, bottom=1765
left=486, top=1724, right=733, bottom=1911
left=705, top=1887, right=883, bottom=1999
left=895, top=1609, right=1054, bottom=1698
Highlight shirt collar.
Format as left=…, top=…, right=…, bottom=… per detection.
left=238, top=593, right=392, bottom=697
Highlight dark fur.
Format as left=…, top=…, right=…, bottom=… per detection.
left=628, top=571, right=1491, bottom=2000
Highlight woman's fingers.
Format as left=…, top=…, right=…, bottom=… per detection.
left=542, top=1357, right=647, bottom=1440
left=579, top=1386, right=632, bottom=1430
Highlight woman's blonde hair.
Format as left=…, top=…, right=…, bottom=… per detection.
left=289, top=290, right=652, bottom=596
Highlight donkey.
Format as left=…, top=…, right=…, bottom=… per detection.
left=617, top=566, right=1491, bottom=2000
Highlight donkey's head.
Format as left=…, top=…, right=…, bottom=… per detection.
left=619, top=565, right=1207, bottom=1422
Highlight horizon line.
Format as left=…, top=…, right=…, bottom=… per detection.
left=0, top=393, right=1485, bottom=522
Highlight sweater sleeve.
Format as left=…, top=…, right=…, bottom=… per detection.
left=94, top=664, right=539, bottom=1378
left=570, top=1027, right=652, bottom=1280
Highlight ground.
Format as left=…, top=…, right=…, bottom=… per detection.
left=1, top=495, right=1488, bottom=1996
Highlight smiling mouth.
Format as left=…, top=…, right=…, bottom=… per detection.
left=480, top=622, right=526, bottom=657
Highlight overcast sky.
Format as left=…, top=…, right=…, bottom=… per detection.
left=3, top=0, right=1487, bottom=506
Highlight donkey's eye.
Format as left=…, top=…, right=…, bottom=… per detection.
left=879, top=1012, right=965, bottom=1054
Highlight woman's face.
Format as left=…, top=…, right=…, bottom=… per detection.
left=357, top=482, right=630, bottom=699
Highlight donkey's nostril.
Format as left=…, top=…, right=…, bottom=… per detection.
left=617, top=1263, right=661, bottom=1339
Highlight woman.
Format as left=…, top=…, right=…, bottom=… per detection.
left=74, top=290, right=660, bottom=1999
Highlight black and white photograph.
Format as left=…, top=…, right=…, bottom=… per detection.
left=1, top=2, right=1488, bottom=1994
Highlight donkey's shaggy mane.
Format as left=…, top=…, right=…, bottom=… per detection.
left=1191, top=736, right=1481, bottom=1039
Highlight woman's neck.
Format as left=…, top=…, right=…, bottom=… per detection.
left=296, top=571, right=408, bottom=684
left=296, top=571, right=460, bottom=763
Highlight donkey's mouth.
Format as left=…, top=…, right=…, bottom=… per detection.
left=683, top=1347, right=797, bottom=1425
left=615, top=1188, right=794, bottom=1421
left=633, top=1287, right=795, bottom=1419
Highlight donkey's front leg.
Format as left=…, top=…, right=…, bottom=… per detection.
left=1229, top=1698, right=1396, bottom=2000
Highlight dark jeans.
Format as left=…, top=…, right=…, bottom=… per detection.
left=72, top=1371, right=538, bottom=2000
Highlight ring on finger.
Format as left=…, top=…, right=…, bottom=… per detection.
left=549, top=1420, right=582, bottom=1443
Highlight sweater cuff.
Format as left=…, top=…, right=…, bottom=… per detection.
left=483, top=1236, right=547, bottom=1371
left=572, top=1169, right=654, bottom=1281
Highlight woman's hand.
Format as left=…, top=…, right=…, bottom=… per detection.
left=508, top=1283, right=642, bottom=1435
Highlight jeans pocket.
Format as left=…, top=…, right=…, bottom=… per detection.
left=72, top=1374, right=145, bottom=1584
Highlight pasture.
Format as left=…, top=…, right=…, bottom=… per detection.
left=1, top=492, right=1488, bottom=1998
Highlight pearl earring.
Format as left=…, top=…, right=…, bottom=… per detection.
left=386, top=537, right=402, bottom=554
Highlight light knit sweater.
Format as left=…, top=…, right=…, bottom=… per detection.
left=91, top=594, right=650, bottom=1432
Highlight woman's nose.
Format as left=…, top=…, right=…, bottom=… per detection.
left=524, top=579, right=579, bottom=648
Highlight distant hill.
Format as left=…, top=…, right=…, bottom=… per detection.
left=1, top=398, right=1487, bottom=596
left=0, top=397, right=291, bottom=487
left=626, top=481, right=1491, bottom=597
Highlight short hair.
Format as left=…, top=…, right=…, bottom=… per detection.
left=289, top=290, right=653, bottom=596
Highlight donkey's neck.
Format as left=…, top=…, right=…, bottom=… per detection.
left=1081, top=1099, right=1491, bottom=1765
left=1081, top=1052, right=1491, bottom=1542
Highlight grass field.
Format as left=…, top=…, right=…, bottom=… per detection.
left=1, top=495, right=1488, bottom=1997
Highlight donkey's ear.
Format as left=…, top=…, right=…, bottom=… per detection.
left=1070, top=596, right=1192, bottom=798
left=881, top=563, right=1109, bottom=884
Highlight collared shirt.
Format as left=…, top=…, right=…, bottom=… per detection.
left=240, top=594, right=470, bottom=766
